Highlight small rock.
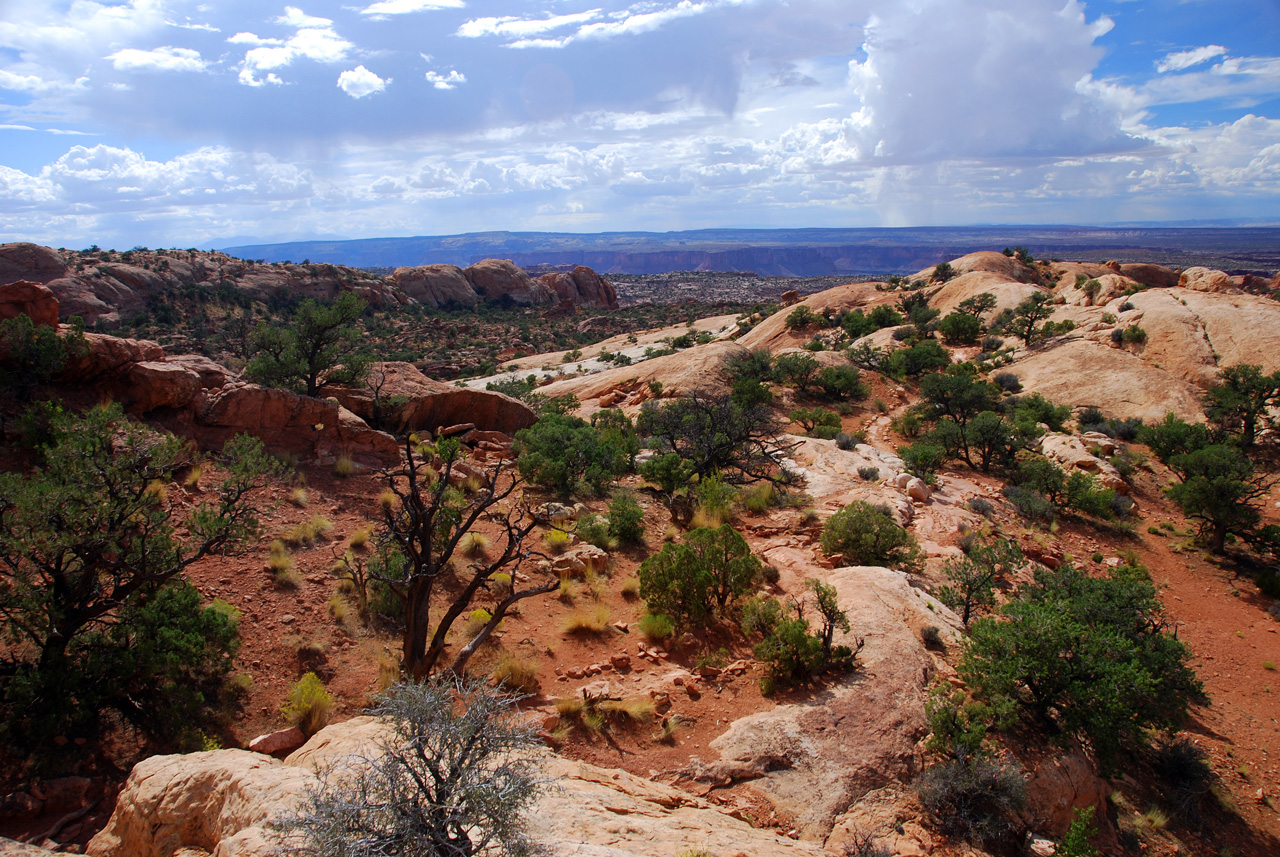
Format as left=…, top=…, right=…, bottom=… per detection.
left=248, top=726, right=306, bottom=756
left=280, top=614, right=296, bottom=625
left=610, top=654, right=632, bottom=671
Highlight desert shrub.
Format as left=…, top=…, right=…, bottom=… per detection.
left=1121, top=324, right=1147, bottom=345
left=1001, top=485, right=1057, bottom=523
left=966, top=496, right=993, bottom=517
left=992, top=372, right=1021, bottom=393
left=1059, top=807, right=1100, bottom=857
left=516, top=414, right=627, bottom=498
left=333, top=455, right=355, bottom=477
left=961, top=562, right=1206, bottom=766
left=936, top=312, right=982, bottom=344
left=459, top=531, right=490, bottom=559
left=815, top=364, right=869, bottom=400
left=820, top=501, right=924, bottom=573
left=785, top=305, right=823, bottom=330
left=637, top=452, right=696, bottom=495
left=900, top=441, right=945, bottom=481
left=607, top=491, right=646, bottom=545
left=283, top=677, right=543, bottom=857
left=637, top=611, right=674, bottom=641
left=857, top=465, right=880, bottom=481
left=790, top=406, right=841, bottom=434
left=774, top=352, right=822, bottom=392
left=884, top=340, right=950, bottom=378
left=916, top=755, right=1026, bottom=850
left=575, top=514, right=612, bottom=550
left=1152, top=736, right=1215, bottom=818
left=980, top=334, right=1004, bottom=352
left=835, top=432, right=861, bottom=450
left=1013, top=456, right=1067, bottom=504
left=490, top=654, right=540, bottom=694
left=932, top=261, right=956, bottom=282
left=559, top=604, right=611, bottom=635
left=282, top=672, right=333, bottom=737
left=1138, top=413, right=1211, bottom=464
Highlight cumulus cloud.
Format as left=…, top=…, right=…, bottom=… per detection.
left=455, top=11, right=604, bottom=40
left=338, top=65, right=390, bottom=98
left=1157, top=45, right=1227, bottom=74
left=106, top=46, right=207, bottom=73
left=425, top=69, right=467, bottom=90
left=234, top=7, right=354, bottom=86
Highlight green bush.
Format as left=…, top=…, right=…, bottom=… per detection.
left=960, top=562, right=1206, bottom=766
left=815, top=364, right=869, bottom=400
left=884, top=340, right=951, bottom=379
left=820, top=501, right=924, bottom=573
left=1001, top=484, right=1057, bottom=523
left=636, top=612, right=675, bottom=641
left=638, top=525, right=760, bottom=622
left=515, top=414, right=626, bottom=498
left=282, top=672, right=333, bottom=737
left=936, top=312, right=982, bottom=345
left=784, top=305, right=823, bottom=330
left=900, top=442, right=945, bottom=480
left=607, top=492, right=646, bottom=545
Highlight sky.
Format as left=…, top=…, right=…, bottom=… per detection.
left=0, top=0, right=1278, bottom=250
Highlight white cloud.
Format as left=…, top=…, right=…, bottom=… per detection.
left=338, top=65, right=390, bottom=98
left=273, top=7, right=334, bottom=29
left=107, top=46, right=207, bottom=73
left=455, top=11, right=604, bottom=40
left=234, top=8, right=354, bottom=86
left=0, top=124, right=36, bottom=131
left=361, top=0, right=466, bottom=16
left=1156, top=45, right=1226, bottom=74
left=425, top=69, right=466, bottom=90
left=166, top=20, right=220, bottom=33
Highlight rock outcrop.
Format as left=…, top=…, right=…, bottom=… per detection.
left=463, top=259, right=554, bottom=306
left=1004, top=338, right=1205, bottom=423
left=0, top=281, right=60, bottom=328
left=1178, top=266, right=1235, bottom=293
left=330, top=362, right=537, bottom=437
left=710, top=565, right=961, bottom=840
left=537, top=266, right=619, bottom=309
left=0, top=243, right=65, bottom=286
left=738, top=281, right=884, bottom=353
left=88, top=718, right=825, bottom=857
left=389, top=264, right=479, bottom=308
left=536, top=340, right=750, bottom=415
left=0, top=244, right=616, bottom=324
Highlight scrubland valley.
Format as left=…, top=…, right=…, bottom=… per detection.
left=1, top=241, right=1279, bottom=857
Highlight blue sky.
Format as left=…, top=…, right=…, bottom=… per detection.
left=0, top=0, right=1278, bottom=249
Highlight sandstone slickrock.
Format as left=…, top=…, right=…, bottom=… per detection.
left=536, top=340, right=750, bottom=415
left=0, top=281, right=60, bottom=328
left=1118, top=262, right=1180, bottom=288
left=1005, top=338, right=1205, bottom=423
left=88, top=717, right=825, bottom=857
left=738, top=281, right=883, bottom=353
left=913, top=250, right=1039, bottom=284
left=1039, top=434, right=1127, bottom=493
left=710, top=565, right=962, bottom=840
left=928, top=270, right=1046, bottom=318
left=246, top=728, right=306, bottom=757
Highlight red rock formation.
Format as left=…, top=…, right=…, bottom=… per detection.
left=1118, top=262, right=1180, bottom=287
left=390, top=264, right=479, bottom=308
left=0, top=281, right=60, bottom=328
left=537, top=266, right=618, bottom=309
left=463, top=259, right=554, bottom=306
left=330, top=362, right=537, bottom=437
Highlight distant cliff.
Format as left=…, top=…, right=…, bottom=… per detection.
left=220, top=226, right=1280, bottom=277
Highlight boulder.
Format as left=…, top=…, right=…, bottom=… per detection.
left=1023, top=751, right=1110, bottom=838
left=0, top=281, right=60, bottom=328
left=120, top=361, right=203, bottom=412
left=1178, top=266, right=1234, bottom=293
left=1118, top=263, right=1180, bottom=288
left=60, top=333, right=165, bottom=382
left=1039, top=434, right=1127, bottom=493
left=45, top=277, right=113, bottom=322
left=537, top=340, right=750, bottom=415
left=710, top=565, right=962, bottom=840
left=247, top=727, right=306, bottom=756
left=390, top=264, right=479, bottom=308
left=167, top=354, right=232, bottom=389
left=0, top=243, right=66, bottom=286
left=0, top=838, right=60, bottom=856
left=463, top=259, right=554, bottom=306
left=196, top=383, right=400, bottom=467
